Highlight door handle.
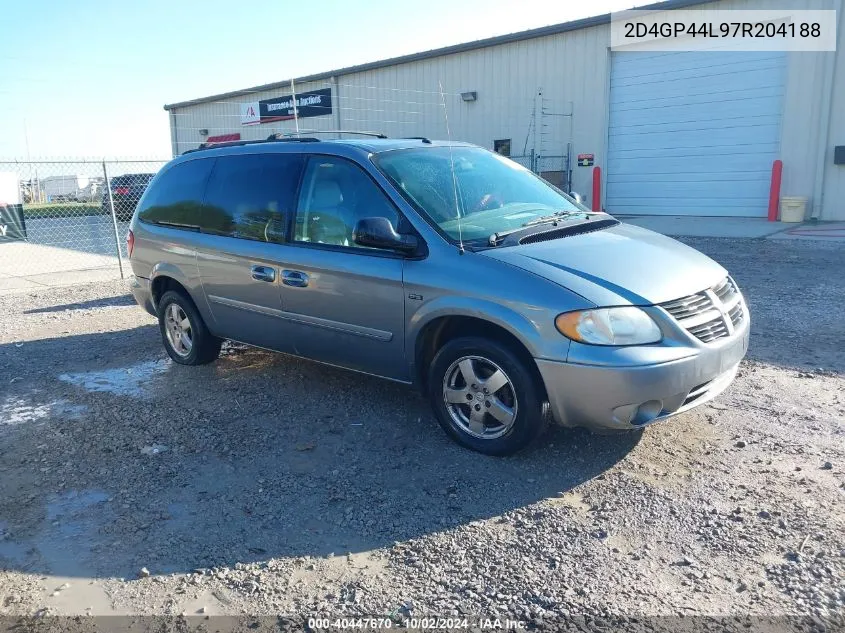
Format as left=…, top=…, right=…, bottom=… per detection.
left=251, top=265, right=276, bottom=283
left=282, top=270, right=309, bottom=287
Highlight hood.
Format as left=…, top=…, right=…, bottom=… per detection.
left=481, top=222, right=727, bottom=306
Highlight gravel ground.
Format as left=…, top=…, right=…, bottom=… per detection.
left=0, top=237, right=843, bottom=630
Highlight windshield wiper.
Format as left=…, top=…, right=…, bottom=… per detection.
left=487, top=210, right=583, bottom=246
left=522, top=210, right=582, bottom=227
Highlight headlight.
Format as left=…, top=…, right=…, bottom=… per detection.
left=555, top=307, right=662, bottom=346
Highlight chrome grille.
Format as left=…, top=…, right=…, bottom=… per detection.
left=687, top=316, right=730, bottom=343
left=713, top=277, right=737, bottom=302
left=728, top=302, right=744, bottom=327
left=660, top=276, right=743, bottom=344
left=660, top=292, right=713, bottom=320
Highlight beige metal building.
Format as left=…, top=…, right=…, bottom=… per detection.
left=165, top=0, right=844, bottom=221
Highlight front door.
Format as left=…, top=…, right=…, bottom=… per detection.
left=195, top=152, right=304, bottom=352
left=273, top=155, right=408, bottom=381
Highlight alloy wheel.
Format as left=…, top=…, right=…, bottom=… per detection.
left=442, top=355, right=518, bottom=440
left=164, top=303, right=193, bottom=357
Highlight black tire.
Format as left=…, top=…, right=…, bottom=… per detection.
left=428, top=336, right=549, bottom=456
left=157, top=290, right=221, bottom=365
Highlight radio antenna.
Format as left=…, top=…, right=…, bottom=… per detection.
left=438, top=80, right=464, bottom=254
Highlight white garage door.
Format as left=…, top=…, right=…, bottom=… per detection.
left=606, top=51, right=786, bottom=216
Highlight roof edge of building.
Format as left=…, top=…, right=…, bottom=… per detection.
left=162, top=0, right=712, bottom=111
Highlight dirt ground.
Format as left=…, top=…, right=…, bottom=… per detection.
left=0, top=237, right=843, bottom=630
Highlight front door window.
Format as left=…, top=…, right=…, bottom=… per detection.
left=294, top=156, right=399, bottom=249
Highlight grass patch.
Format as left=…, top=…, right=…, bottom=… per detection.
left=23, top=203, right=105, bottom=219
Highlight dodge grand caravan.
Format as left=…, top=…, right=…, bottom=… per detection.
left=127, top=137, right=749, bottom=455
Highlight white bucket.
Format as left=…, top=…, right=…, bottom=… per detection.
left=779, top=196, right=807, bottom=223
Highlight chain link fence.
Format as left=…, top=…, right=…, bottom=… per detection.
left=0, top=159, right=167, bottom=289
left=510, top=154, right=571, bottom=192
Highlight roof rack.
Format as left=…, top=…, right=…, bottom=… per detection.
left=278, top=130, right=388, bottom=139
left=404, top=136, right=432, bottom=144
left=183, top=130, right=393, bottom=155
left=265, top=133, right=327, bottom=141
left=184, top=136, right=320, bottom=154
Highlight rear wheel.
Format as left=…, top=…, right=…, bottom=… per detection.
left=428, top=337, right=548, bottom=455
left=157, top=290, right=221, bottom=365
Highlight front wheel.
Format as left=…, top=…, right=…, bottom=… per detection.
left=157, top=290, right=221, bottom=365
left=428, top=337, right=549, bottom=456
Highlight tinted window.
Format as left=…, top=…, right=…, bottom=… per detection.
left=202, top=153, right=303, bottom=243
left=138, top=159, right=214, bottom=228
left=294, top=157, right=398, bottom=249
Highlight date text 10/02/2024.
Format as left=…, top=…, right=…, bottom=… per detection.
left=307, top=617, right=527, bottom=630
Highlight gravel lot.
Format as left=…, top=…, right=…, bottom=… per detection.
left=0, top=237, right=843, bottom=629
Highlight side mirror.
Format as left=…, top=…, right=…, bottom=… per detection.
left=353, top=217, right=419, bottom=254
left=569, top=191, right=584, bottom=204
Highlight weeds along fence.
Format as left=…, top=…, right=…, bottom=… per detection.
left=0, top=159, right=167, bottom=284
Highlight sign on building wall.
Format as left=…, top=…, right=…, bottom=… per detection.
left=206, top=133, right=241, bottom=143
left=0, top=172, right=27, bottom=242
left=240, top=88, right=332, bottom=126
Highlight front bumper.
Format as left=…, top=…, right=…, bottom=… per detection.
left=129, top=275, right=156, bottom=317
left=536, top=322, right=749, bottom=431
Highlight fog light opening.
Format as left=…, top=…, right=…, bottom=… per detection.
left=631, top=400, right=663, bottom=426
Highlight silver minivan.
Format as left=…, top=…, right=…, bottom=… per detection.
left=127, top=138, right=749, bottom=455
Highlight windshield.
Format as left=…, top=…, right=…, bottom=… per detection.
left=373, top=146, right=590, bottom=242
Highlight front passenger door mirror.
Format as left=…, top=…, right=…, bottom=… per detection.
left=353, top=217, right=418, bottom=254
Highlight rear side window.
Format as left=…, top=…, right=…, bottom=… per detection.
left=138, top=159, right=214, bottom=228
left=202, top=153, right=304, bottom=243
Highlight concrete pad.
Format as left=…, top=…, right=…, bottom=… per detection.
left=0, top=241, right=119, bottom=277
left=0, top=240, right=122, bottom=294
left=768, top=222, right=845, bottom=242
left=617, top=215, right=792, bottom=239
left=23, top=267, right=123, bottom=288
left=0, top=276, right=49, bottom=294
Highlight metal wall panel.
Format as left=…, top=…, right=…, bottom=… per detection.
left=336, top=27, right=609, bottom=195
left=819, top=2, right=845, bottom=221
left=169, top=26, right=611, bottom=197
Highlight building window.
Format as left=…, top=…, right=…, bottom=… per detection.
left=493, top=139, right=511, bottom=156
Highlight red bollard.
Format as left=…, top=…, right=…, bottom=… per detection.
left=768, top=159, right=783, bottom=222
left=592, top=166, right=601, bottom=212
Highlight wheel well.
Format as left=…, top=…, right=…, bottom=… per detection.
left=415, top=316, right=542, bottom=394
left=150, top=276, right=189, bottom=311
